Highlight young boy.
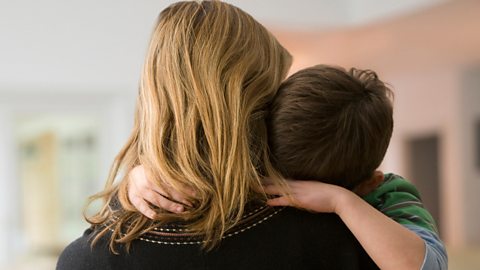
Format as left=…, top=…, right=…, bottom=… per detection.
left=263, top=65, right=447, bottom=270
left=127, top=65, right=447, bottom=270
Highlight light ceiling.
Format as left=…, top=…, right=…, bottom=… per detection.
left=0, top=0, right=448, bottom=92
left=227, top=0, right=447, bottom=30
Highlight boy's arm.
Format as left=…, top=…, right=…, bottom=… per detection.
left=403, top=224, right=448, bottom=270
left=265, top=180, right=425, bottom=270
left=365, top=174, right=447, bottom=270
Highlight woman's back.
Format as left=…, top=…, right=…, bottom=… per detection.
left=57, top=2, right=376, bottom=269
left=57, top=206, right=377, bottom=270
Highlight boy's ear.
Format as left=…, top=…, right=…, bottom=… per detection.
left=353, top=170, right=384, bottom=196
left=371, top=170, right=385, bottom=186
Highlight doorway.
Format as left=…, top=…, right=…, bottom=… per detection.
left=407, top=134, right=441, bottom=234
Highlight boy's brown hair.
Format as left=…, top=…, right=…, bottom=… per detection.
left=268, top=65, right=393, bottom=189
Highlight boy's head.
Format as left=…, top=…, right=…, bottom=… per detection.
left=268, top=65, right=393, bottom=190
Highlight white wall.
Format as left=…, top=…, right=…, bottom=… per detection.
left=0, top=105, right=19, bottom=264
left=0, top=90, right=135, bottom=266
left=0, top=0, right=172, bottom=91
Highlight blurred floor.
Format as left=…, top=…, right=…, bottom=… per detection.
left=448, top=246, right=480, bottom=270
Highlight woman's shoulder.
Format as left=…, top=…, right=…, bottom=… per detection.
left=55, top=208, right=378, bottom=270
left=56, top=228, right=114, bottom=270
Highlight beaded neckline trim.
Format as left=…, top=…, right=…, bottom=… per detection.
left=137, top=206, right=284, bottom=245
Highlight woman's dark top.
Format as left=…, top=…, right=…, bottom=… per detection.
left=57, top=205, right=378, bottom=270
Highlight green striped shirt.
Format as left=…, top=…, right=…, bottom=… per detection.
left=362, top=173, right=438, bottom=234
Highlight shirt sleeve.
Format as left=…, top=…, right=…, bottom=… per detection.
left=403, top=224, right=448, bottom=270
left=363, top=173, right=439, bottom=234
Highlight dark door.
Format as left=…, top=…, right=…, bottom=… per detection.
left=407, top=135, right=441, bottom=234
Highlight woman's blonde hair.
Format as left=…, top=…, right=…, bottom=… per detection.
left=86, top=0, right=292, bottom=251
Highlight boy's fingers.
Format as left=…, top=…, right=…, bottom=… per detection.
left=286, top=180, right=306, bottom=189
left=130, top=195, right=156, bottom=219
left=261, top=177, right=275, bottom=185
left=262, top=177, right=292, bottom=186
left=167, top=190, right=193, bottom=208
left=153, top=183, right=194, bottom=207
left=262, top=184, right=283, bottom=195
left=266, top=197, right=292, bottom=207
left=185, top=187, right=198, bottom=198
left=146, top=180, right=165, bottom=193
left=143, top=190, right=185, bottom=214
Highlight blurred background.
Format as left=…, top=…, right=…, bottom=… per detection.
left=0, top=0, right=479, bottom=269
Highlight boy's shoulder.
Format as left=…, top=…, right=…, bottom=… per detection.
left=363, top=173, right=438, bottom=233
left=369, top=173, right=421, bottom=199
left=363, top=173, right=422, bottom=207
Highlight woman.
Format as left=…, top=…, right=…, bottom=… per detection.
left=57, top=1, right=375, bottom=269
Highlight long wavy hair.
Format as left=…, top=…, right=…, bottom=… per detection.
left=86, top=0, right=292, bottom=251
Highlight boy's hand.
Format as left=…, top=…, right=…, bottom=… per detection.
left=264, top=180, right=352, bottom=214
left=127, top=165, right=191, bottom=219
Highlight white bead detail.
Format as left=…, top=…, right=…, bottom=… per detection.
left=139, top=207, right=284, bottom=245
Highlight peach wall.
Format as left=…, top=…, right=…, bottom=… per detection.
left=460, top=70, right=480, bottom=245
left=271, top=0, right=480, bottom=248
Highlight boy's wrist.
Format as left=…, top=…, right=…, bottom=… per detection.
left=334, top=187, right=360, bottom=216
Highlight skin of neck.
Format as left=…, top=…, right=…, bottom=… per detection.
left=352, top=170, right=384, bottom=197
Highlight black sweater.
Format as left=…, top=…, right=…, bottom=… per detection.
left=57, top=206, right=378, bottom=270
